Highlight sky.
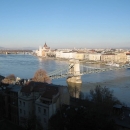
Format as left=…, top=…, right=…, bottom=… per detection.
left=0, top=0, right=130, bottom=49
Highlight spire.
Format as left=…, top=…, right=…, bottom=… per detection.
left=44, top=42, right=47, bottom=47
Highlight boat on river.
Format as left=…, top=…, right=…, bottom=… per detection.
left=106, top=62, right=120, bottom=67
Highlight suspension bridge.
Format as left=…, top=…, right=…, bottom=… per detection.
left=48, top=59, right=130, bottom=83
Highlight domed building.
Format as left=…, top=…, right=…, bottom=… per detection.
left=35, top=42, right=51, bottom=57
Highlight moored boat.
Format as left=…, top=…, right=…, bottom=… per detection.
left=106, top=62, right=119, bottom=67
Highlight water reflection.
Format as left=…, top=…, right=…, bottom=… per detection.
left=38, top=57, right=43, bottom=69
left=67, top=82, right=82, bottom=99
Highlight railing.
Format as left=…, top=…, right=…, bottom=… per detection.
left=48, top=64, right=74, bottom=76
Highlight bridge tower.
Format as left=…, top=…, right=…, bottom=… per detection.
left=67, top=59, right=82, bottom=84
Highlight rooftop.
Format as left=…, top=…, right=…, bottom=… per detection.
left=7, top=84, right=21, bottom=92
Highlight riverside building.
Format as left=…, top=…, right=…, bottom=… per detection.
left=35, top=42, right=51, bottom=57
left=126, top=52, right=130, bottom=62
left=88, top=53, right=101, bottom=61
left=56, top=51, right=76, bottom=59
left=101, top=54, right=115, bottom=62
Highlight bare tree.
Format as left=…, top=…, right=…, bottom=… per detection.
left=2, top=74, right=16, bottom=84
left=32, top=69, right=51, bottom=84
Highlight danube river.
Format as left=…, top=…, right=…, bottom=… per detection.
left=0, top=54, right=130, bottom=107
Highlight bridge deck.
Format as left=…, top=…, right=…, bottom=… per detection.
left=49, top=65, right=130, bottom=80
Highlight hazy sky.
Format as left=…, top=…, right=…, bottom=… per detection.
left=0, top=0, right=130, bottom=49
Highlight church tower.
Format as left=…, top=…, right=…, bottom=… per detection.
left=44, top=42, right=48, bottom=48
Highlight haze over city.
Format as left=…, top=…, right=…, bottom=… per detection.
left=0, top=0, right=130, bottom=49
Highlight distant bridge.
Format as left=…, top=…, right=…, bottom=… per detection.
left=0, top=50, right=33, bottom=54
left=48, top=59, right=130, bottom=83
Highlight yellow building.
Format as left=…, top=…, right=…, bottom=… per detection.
left=89, top=53, right=101, bottom=61
left=75, top=53, right=85, bottom=60
left=101, top=53, right=127, bottom=63
left=115, top=53, right=127, bottom=63
left=101, top=54, right=115, bottom=62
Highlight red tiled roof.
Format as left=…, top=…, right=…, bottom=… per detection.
left=21, top=81, right=59, bottom=99
left=126, top=53, right=130, bottom=55
left=89, top=50, right=95, bottom=52
left=103, top=53, right=115, bottom=55
left=21, top=81, right=47, bottom=92
left=41, top=86, right=59, bottom=99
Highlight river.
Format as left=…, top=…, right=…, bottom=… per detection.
left=0, top=54, right=130, bottom=107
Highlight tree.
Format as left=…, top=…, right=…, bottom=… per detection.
left=32, top=69, right=51, bottom=84
left=90, top=85, right=120, bottom=115
left=48, top=105, right=86, bottom=130
left=90, top=85, right=118, bottom=103
left=49, top=86, right=119, bottom=130
left=48, top=104, right=117, bottom=130
left=20, top=115, right=43, bottom=130
left=2, top=74, right=16, bottom=84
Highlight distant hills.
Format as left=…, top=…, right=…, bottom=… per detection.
left=0, top=46, right=4, bottom=49
left=121, top=47, right=130, bottom=49
left=21, top=47, right=37, bottom=50
left=0, top=46, right=130, bottom=50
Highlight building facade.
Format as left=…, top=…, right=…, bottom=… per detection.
left=35, top=43, right=50, bottom=57
left=18, top=81, right=70, bottom=129
left=75, top=53, right=86, bottom=60
left=115, top=53, right=127, bottom=63
left=126, top=53, right=130, bottom=62
left=3, top=85, right=21, bottom=125
left=56, top=51, right=76, bottom=59
left=101, top=54, right=115, bottom=62
left=89, top=53, right=101, bottom=61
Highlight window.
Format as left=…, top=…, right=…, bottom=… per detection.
left=22, top=92, right=30, bottom=97
left=44, top=118, right=46, bottom=123
left=25, top=93, right=30, bottom=97
left=38, top=107, right=41, bottom=113
left=24, top=110, right=26, bottom=115
left=43, top=109, right=46, bottom=115
left=38, top=117, right=41, bottom=122
left=20, top=109, right=22, bottom=113
left=34, top=96, right=36, bottom=99
left=20, top=101, right=21, bottom=105
left=23, top=102, right=25, bottom=106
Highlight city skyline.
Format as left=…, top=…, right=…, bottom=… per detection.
left=0, top=0, right=130, bottom=49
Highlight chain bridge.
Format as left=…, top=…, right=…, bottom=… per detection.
left=48, top=59, right=130, bottom=83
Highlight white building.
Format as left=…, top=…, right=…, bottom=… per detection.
left=18, top=81, right=70, bottom=129
left=56, top=51, right=76, bottom=59
left=35, top=43, right=50, bottom=57
left=55, top=51, right=63, bottom=58
left=35, top=46, right=41, bottom=57
left=35, top=86, right=59, bottom=129
left=61, top=52, right=76, bottom=59
left=18, top=83, right=40, bottom=124
left=88, top=53, right=101, bottom=61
